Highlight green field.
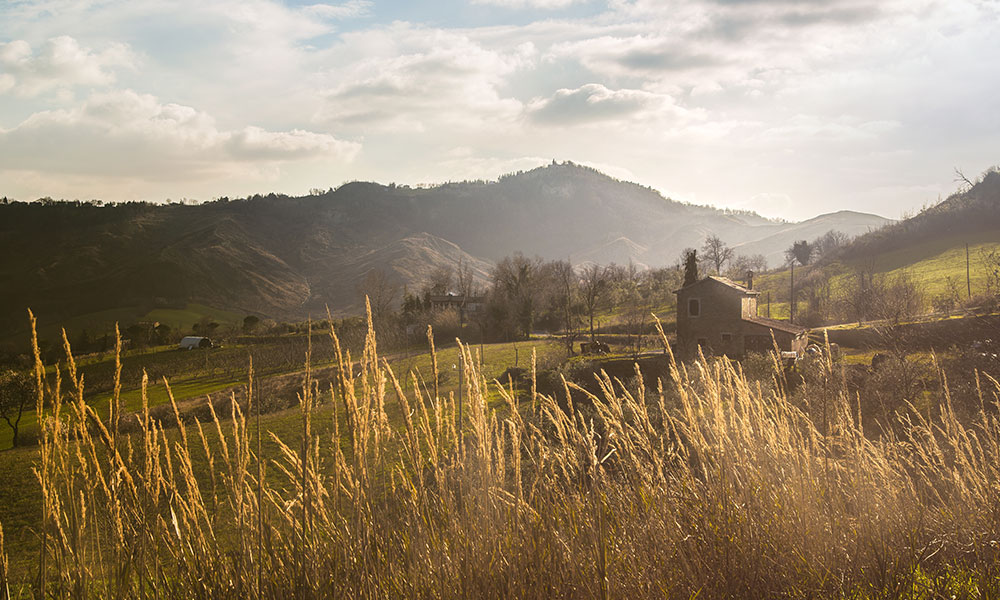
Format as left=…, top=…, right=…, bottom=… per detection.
left=751, top=232, right=1000, bottom=319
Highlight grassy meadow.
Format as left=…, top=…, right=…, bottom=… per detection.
left=749, top=234, right=1000, bottom=322
left=2, top=308, right=1000, bottom=599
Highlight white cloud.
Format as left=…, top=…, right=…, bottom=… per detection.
left=316, top=24, right=525, bottom=132
left=470, top=0, right=585, bottom=8
left=301, top=1, right=372, bottom=20
left=526, top=83, right=683, bottom=125
left=0, top=36, right=135, bottom=97
left=0, top=90, right=359, bottom=180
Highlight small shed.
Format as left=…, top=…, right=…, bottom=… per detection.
left=179, top=336, right=212, bottom=350
left=674, top=276, right=807, bottom=358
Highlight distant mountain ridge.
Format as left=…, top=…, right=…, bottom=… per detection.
left=0, top=162, right=891, bottom=336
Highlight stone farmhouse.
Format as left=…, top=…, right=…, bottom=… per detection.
left=674, top=276, right=807, bottom=358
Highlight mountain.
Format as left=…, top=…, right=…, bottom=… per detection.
left=733, top=210, right=891, bottom=266
left=0, top=162, right=889, bottom=338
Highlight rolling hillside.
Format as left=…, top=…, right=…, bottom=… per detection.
left=0, top=162, right=888, bottom=341
left=747, top=169, right=1000, bottom=321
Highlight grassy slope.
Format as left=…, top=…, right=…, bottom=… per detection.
left=750, top=231, right=1000, bottom=319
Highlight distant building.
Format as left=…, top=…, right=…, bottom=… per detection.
left=428, top=292, right=485, bottom=313
left=674, top=276, right=807, bottom=357
left=179, top=336, right=212, bottom=350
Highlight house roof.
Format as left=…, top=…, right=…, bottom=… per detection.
left=673, top=275, right=760, bottom=295
left=743, top=316, right=808, bottom=335
left=428, top=293, right=485, bottom=303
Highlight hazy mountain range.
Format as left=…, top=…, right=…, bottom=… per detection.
left=0, top=162, right=891, bottom=335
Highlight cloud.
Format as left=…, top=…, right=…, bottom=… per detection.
left=0, top=90, right=359, bottom=180
left=470, top=0, right=586, bottom=8
left=526, top=83, right=680, bottom=125
left=316, top=24, right=525, bottom=132
left=0, top=36, right=135, bottom=97
left=301, top=1, right=372, bottom=20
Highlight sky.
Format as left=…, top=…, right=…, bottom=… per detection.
left=1, top=0, right=999, bottom=221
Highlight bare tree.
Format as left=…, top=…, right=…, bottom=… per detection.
left=616, top=262, right=648, bottom=359
left=358, top=268, right=399, bottom=321
left=727, top=253, right=769, bottom=280
left=701, top=235, right=734, bottom=275
left=841, top=260, right=881, bottom=324
left=877, top=270, right=924, bottom=325
left=812, top=230, right=850, bottom=259
left=548, top=260, right=583, bottom=354
left=455, top=258, right=476, bottom=297
left=580, top=263, right=611, bottom=342
left=492, top=253, right=543, bottom=337
left=425, top=265, right=453, bottom=297
left=954, top=167, right=975, bottom=191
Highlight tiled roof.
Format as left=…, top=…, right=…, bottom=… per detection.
left=674, top=275, right=760, bottom=295
left=743, top=316, right=808, bottom=335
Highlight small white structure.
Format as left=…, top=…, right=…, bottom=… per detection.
left=179, top=336, right=211, bottom=350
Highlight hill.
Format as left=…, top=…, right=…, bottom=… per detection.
left=733, top=210, right=891, bottom=266
left=0, top=163, right=888, bottom=341
left=746, top=169, right=1000, bottom=323
left=837, top=169, right=1000, bottom=263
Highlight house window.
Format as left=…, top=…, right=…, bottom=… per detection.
left=696, top=337, right=708, bottom=349
left=721, top=333, right=732, bottom=344
left=688, top=298, right=700, bottom=317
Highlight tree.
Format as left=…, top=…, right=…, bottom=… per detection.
left=242, top=315, right=260, bottom=333
left=547, top=260, right=583, bottom=354
left=702, top=234, right=734, bottom=275
left=455, top=258, right=476, bottom=298
left=0, top=369, right=33, bottom=448
left=615, top=262, right=648, bottom=359
left=358, top=268, right=400, bottom=321
left=491, top=253, right=543, bottom=337
left=580, top=263, right=611, bottom=342
left=727, top=253, right=769, bottom=281
left=785, top=240, right=814, bottom=266
left=813, top=230, right=849, bottom=259
left=682, top=248, right=699, bottom=287
left=424, top=265, right=453, bottom=297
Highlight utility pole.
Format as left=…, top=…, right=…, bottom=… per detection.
left=967, top=243, right=972, bottom=299
left=458, top=361, right=463, bottom=450
left=789, top=261, right=795, bottom=324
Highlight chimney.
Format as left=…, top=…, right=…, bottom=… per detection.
left=746, top=271, right=753, bottom=290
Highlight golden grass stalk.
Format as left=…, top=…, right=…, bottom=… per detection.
left=10, top=304, right=1000, bottom=598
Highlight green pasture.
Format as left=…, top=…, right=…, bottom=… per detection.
left=753, top=232, right=1000, bottom=315
left=143, top=302, right=243, bottom=331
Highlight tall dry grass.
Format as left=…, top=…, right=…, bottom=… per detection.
left=2, top=306, right=1000, bottom=598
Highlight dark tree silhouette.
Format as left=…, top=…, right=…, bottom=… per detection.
left=682, top=249, right=699, bottom=287
left=0, top=369, right=32, bottom=448
left=786, top=240, right=814, bottom=266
